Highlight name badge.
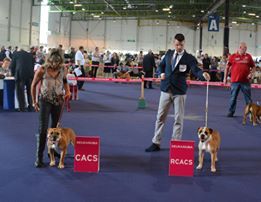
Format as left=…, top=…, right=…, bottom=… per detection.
left=179, top=65, right=187, bottom=72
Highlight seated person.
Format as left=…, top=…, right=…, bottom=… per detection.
left=113, top=63, right=131, bottom=79
left=0, top=58, right=11, bottom=76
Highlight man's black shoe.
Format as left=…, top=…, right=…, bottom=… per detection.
left=227, top=112, right=234, bottom=117
left=145, top=143, right=160, bottom=152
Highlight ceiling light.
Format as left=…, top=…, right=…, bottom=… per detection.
left=251, top=23, right=255, bottom=25
left=93, top=15, right=100, bottom=18
left=101, top=11, right=104, bottom=14
left=243, top=11, right=246, bottom=14
left=69, top=1, right=73, bottom=4
left=163, top=8, right=170, bottom=11
left=169, top=5, right=173, bottom=9
left=201, top=10, right=204, bottom=13
left=222, top=17, right=225, bottom=20
left=256, top=16, right=260, bottom=18
left=232, top=21, right=237, bottom=24
left=168, top=11, right=171, bottom=14
left=248, top=13, right=256, bottom=16
left=192, top=14, right=196, bottom=18
left=242, top=5, right=246, bottom=7
left=74, top=4, right=82, bottom=7
left=123, top=7, right=127, bottom=10
left=168, top=15, right=171, bottom=18
left=155, top=10, right=159, bottom=12
left=82, top=8, right=85, bottom=11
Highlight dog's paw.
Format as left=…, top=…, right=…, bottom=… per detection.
left=58, top=164, right=64, bottom=169
left=196, top=165, right=202, bottom=170
left=211, top=167, right=216, bottom=173
left=49, top=161, right=55, bottom=167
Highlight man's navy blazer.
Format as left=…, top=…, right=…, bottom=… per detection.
left=159, top=49, right=205, bottom=95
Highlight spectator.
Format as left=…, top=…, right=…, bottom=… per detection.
left=75, top=46, right=85, bottom=90
left=224, top=42, right=256, bottom=117
left=10, top=48, right=34, bottom=112
left=143, top=50, right=156, bottom=88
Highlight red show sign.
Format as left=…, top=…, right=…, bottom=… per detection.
left=169, top=140, right=195, bottom=177
left=74, top=136, right=100, bottom=173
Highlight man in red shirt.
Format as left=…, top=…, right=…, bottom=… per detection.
left=224, top=42, right=256, bottom=117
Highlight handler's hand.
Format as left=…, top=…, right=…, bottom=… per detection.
left=203, top=72, right=210, bottom=81
left=33, top=102, right=40, bottom=112
left=64, top=91, right=71, bottom=101
left=160, top=73, right=165, bottom=80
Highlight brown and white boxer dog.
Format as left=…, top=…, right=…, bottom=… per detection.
left=196, top=127, right=221, bottom=173
left=47, top=128, right=76, bottom=169
left=242, top=103, right=261, bottom=126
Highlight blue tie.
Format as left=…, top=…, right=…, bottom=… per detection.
left=172, top=53, right=178, bottom=71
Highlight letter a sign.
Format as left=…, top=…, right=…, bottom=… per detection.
left=208, top=15, right=219, bottom=32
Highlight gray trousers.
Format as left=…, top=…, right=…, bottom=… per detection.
left=152, top=91, right=186, bottom=145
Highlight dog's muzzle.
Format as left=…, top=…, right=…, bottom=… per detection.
left=199, top=134, right=207, bottom=142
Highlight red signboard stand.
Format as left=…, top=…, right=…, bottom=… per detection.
left=169, top=140, right=195, bottom=177
left=74, top=136, right=100, bottom=173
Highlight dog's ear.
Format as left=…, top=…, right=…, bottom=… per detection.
left=209, top=128, right=213, bottom=134
left=197, top=127, right=202, bottom=133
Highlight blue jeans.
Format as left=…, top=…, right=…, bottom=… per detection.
left=228, top=82, right=252, bottom=114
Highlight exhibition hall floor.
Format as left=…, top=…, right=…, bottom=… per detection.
left=0, top=82, right=260, bottom=202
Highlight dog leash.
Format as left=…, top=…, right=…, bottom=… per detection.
left=205, top=81, right=209, bottom=128
left=56, top=100, right=66, bottom=128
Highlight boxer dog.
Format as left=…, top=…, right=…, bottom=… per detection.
left=196, top=127, right=221, bottom=173
left=242, top=103, right=261, bottom=126
left=47, top=128, right=76, bottom=169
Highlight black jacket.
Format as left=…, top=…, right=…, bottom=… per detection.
left=143, top=53, right=156, bottom=73
left=159, top=49, right=205, bottom=95
left=10, top=50, right=34, bottom=81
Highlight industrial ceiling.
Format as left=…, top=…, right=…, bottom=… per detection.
left=43, top=0, right=261, bottom=25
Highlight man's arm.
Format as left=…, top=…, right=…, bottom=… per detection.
left=9, top=54, right=16, bottom=77
left=190, top=57, right=210, bottom=81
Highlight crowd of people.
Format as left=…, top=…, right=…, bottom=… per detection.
left=0, top=42, right=260, bottom=112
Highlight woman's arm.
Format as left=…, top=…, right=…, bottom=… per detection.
left=31, top=67, right=44, bottom=112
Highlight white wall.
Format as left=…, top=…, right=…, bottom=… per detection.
left=1, top=2, right=260, bottom=57
left=0, top=0, right=40, bottom=49
left=48, top=15, right=261, bottom=56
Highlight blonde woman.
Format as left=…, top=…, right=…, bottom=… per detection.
left=31, top=48, right=70, bottom=168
